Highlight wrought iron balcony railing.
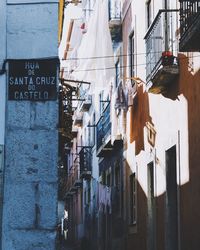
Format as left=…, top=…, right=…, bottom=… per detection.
left=108, top=0, right=122, bottom=42
left=144, top=10, right=179, bottom=93
left=73, top=158, right=82, bottom=187
left=109, top=0, right=121, bottom=22
left=180, top=0, right=200, bottom=51
left=96, top=103, right=112, bottom=156
left=65, top=162, right=82, bottom=197
left=73, top=111, right=83, bottom=127
left=65, top=172, right=75, bottom=196
left=80, top=94, right=92, bottom=112
left=79, top=147, right=92, bottom=179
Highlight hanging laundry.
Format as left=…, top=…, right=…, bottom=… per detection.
left=105, top=186, right=112, bottom=214
left=126, top=79, right=137, bottom=106
left=98, top=183, right=112, bottom=214
left=115, top=81, right=127, bottom=111
left=72, top=0, right=115, bottom=94
left=110, top=83, right=118, bottom=144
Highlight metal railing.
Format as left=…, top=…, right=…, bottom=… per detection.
left=79, top=147, right=92, bottom=174
left=108, top=0, right=121, bottom=21
left=65, top=171, right=73, bottom=193
left=180, top=0, right=200, bottom=38
left=65, top=162, right=81, bottom=194
left=96, top=103, right=111, bottom=152
left=73, top=157, right=81, bottom=182
left=144, top=10, right=178, bottom=82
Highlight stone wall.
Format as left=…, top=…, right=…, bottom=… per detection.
left=2, top=1, right=59, bottom=249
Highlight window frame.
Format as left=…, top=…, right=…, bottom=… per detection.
left=146, top=0, right=152, bottom=28
left=129, top=31, right=135, bottom=82
left=129, top=172, right=137, bottom=225
left=115, top=59, right=121, bottom=88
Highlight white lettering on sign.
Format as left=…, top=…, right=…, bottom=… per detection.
left=35, top=77, right=56, bottom=85
left=25, top=61, right=40, bottom=70
left=9, top=77, right=56, bottom=85
left=28, top=69, right=35, bottom=76
left=9, top=59, right=58, bottom=101
left=14, top=91, right=49, bottom=100
left=28, top=85, right=36, bottom=91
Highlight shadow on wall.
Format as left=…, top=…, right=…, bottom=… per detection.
left=176, top=53, right=200, bottom=250
left=128, top=53, right=200, bottom=250
left=130, top=84, right=153, bottom=155
left=161, top=54, right=200, bottom=249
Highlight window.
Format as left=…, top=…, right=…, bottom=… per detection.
left=106, top=172, right=111, bottom=187
left=81, top=190, right=83, bottom=222
left=88, top=184, right=91, bottom=203
left=101, top=171, right=106, bottom=185
left=85, top=181, right=91, bottom=205
left=92, top=113, right=96, bottom=145
left=146, top=0, right=152, bottom=28
left=84, top=127, right=87, bottom=145
left=115, top=59, right=121, bottom=88
left=147, top=162, right=156, bottom=249
left=84, top=190, right=87, bottom=205
left=115, top=165, right=120, bottom=189
left=130, top=173, right=137, bottom=224
left=99, top=91, right=104, bottom=115
left=114, top=164, right=121, bottom=214
left=129, top=32, right=135, bottom=81
left=88, top=122, right=91, bottom=147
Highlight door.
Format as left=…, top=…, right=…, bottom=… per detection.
left=147, top=162, right=156, bottom=250
left=165, top=145, right=178, bottom=250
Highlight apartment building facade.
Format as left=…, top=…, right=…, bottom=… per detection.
left=60, top=0, right=200, bottom=250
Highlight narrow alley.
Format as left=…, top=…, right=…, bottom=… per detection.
left=57, top=1, right=200, bottom=250
left=0, top=0, right=200, bottom=250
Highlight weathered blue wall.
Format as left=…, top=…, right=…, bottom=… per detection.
left=2, top=1, right=59, bottom=249
left=0, top=0, right=6, bottom=145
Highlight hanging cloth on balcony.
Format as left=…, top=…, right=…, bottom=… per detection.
left=115, top=81, right=127, bottom=110
left=98, top=183, right=112, bottom=214
left=110, top=82, right=127, bottom=144
left=72, top=0, right=115, bottom=94
left=126, top=79, right=137, bottom=106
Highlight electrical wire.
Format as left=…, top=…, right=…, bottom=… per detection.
left=60, top=54, right=200, bottom=73
left=61, top=50, right=200, bottom=61
left=61, top=50, right=177, bottom=61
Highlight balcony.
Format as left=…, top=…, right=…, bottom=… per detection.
left=79, top=147, right=92, bottom=179
left=108, top=0, right=122, bottom=42
left=65, top=163, right=82, bottom=197
left=180, top=0, right=200, bottom=51
left=144, top=10, right=179, bottom=94
left=73, top=111, right=83, bottom=127
left=71, top=126, right=78, bottom=138
left=96, top=103, right=113, bottom=157
left=65, top=172, right=76, bottom=196
left=73, top=157, right=82, bottom=188
left=80, top=94, right=92, bottom=112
